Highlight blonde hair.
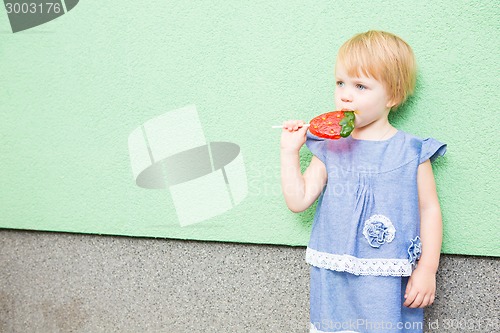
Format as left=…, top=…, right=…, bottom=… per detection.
left=337, top=30, right=417, bottom=109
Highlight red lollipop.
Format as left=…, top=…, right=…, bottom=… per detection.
left=274, top=110, right=356, bottom=140
left=309, top=110, right=356, bottom=140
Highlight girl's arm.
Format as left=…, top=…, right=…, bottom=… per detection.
left=416, top=160, right=443, bottom=273
left=280, top=120, right=328, bottom=213
left=403, top=159, right=443, bottom=308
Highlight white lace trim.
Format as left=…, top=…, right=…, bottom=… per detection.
left=306, top=247, right=412, bottom=277
left=310, top=323, right=360, bottom=333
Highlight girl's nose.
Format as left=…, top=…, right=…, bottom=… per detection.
left=339, top=89, right=353, bottom=103
left=341, top=95, right=352, bottom=103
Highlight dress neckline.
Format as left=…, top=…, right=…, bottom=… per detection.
left=348, top=130, right=401, bottom=143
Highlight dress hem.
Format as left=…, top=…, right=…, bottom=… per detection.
left=306, top=247, right=413, bottom=277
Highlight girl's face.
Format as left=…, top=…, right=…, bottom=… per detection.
left=334, top=62, right=395, bottom=130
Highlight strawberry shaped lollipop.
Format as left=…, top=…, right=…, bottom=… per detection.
left=309, top=110, right=355, bottom=140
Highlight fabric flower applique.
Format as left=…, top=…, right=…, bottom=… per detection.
left=407, top=236, right=422, bottom=267
left=362, top=214, right=396, bottom=248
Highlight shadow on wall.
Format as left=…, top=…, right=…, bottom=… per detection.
left=128, top=105, right=248, bottom=227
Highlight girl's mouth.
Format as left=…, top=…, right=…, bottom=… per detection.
left=341, top=108, right=360, bottom=115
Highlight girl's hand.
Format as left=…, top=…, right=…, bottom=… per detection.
left=403, top=264, right=437, bottom=308
left=280, top=120, right=308, bottom=153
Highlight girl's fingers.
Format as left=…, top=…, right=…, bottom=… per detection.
left=297, top=124, right=309, bottom=134
left=410, top=293, right=424, bottom=308
left=404, top=279, right=412, bottom=298
left=403, top=285, right=417, bottom=307
left=421, top=294, right=431, bottom=308
left=282, top=120, right=306, bottom=131
left=294, top=123, right=308, bottom=132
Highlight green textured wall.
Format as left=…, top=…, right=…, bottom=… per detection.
left=1, top=1, right=498, bottom=256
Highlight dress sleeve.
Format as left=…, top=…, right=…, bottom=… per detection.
left=419, top=137, right=447, bottom=164
left=305, top=131, right=326, bottom=164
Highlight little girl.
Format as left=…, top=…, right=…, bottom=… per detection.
left=280, top=31, right=447, bottom=333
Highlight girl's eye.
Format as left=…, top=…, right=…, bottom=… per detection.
left=336, top=81, right=345, bottom=87
left=356, top=84, right=366, bottom=90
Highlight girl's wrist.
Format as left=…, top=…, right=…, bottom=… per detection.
left=415, top=261, right=438, bottom=274
left=280, top=147, right=300, bottom=155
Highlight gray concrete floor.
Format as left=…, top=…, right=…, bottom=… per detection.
left=0, top=229, right=498, bottom=332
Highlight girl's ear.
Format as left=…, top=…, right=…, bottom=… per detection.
left=386, top=97, right=399, bottom=109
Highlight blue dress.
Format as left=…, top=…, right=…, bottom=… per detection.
left=305, top=130, right=447, bottom=333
